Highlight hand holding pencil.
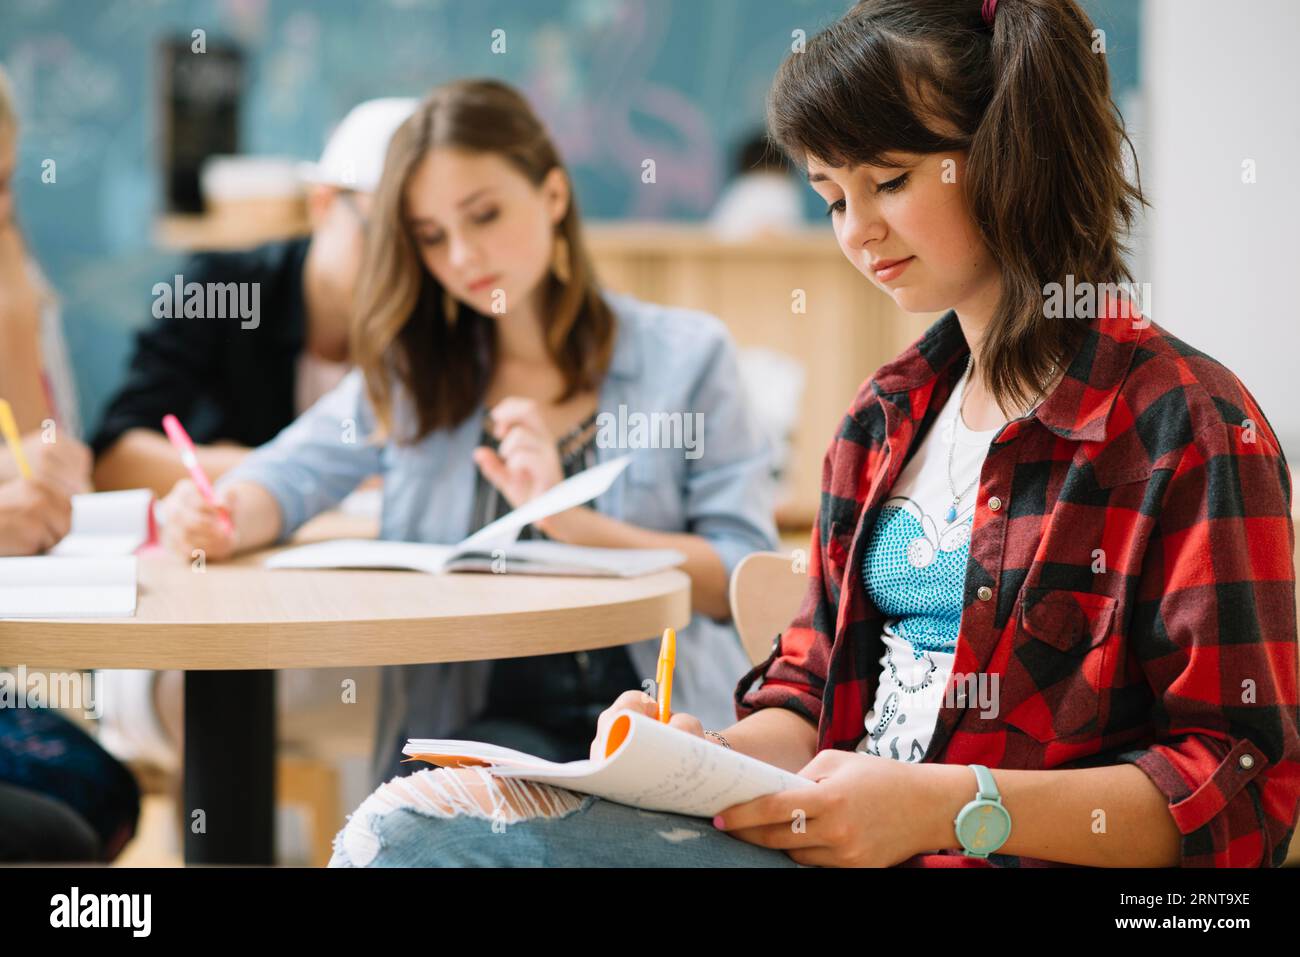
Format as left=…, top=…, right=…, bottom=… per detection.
left=156, top=413, right=241, bottom=561
left=589, top=627, right=707, bottom=761
left=0, top=399, right=91, bottom=496
left=0, top=400, right=73, bottom=556
left=158, top=476, right=240, bottom=562
left=0, top=475, right=72, bottom=556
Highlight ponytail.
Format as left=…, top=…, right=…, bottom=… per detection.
left=969, top=0, right=1146, bottom=411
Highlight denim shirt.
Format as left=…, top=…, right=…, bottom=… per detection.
left=224, top=291, right=780, bottom=783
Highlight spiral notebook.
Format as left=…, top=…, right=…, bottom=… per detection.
left=403, top=709, right=809, bottom=818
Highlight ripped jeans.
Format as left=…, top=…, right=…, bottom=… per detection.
left=328, top=766, right=804, bottom=868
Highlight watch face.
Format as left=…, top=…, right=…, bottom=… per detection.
left=958, top=802, right=1011, bottom=854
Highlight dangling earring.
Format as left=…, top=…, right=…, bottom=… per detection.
left=551, top=232, right=571, bottom=284
left=443, top=288, right=458, bottom=327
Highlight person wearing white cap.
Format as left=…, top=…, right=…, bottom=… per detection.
left=298, top=96, right=418, bottom=195
left=89, top=98, right=416, bottom=785
left=92, top=96, right=417, bottom=496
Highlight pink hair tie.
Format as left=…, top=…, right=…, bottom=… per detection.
left=982, top=0, right=999, bottom=27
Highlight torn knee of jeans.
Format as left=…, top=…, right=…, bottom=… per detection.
left=336, top=767, right=587, bottom=864
left=394, top=767, right=588, bottom=823
left=334, top=794, right=392, bottom=868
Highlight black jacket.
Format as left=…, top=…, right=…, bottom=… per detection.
left=91, top=237, right=311, bottom=457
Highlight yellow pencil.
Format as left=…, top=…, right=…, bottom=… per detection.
left=656, top=627, right=675, bottom=722
left=0, top=399, right=31, bottom=479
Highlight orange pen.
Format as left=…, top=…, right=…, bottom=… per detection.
left=655, top=627, right=675, bottom=722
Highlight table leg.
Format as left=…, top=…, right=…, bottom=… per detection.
left=183, top=670, right=275, bottom=865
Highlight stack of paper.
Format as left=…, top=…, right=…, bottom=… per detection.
left=404, top=709, right=810, bottom=817
left=0, top=556, right=139, bottom=618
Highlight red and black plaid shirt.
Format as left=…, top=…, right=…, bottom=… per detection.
left=735, top=299, right=1300, bottom=867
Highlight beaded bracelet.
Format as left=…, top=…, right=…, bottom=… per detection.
left=703, top=730, right=733, bottom=749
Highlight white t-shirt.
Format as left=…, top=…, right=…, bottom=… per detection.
left=854, top=361, right=1001, bottom=761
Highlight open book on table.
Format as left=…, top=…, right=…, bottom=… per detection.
left=264, top=538, right=685, bottom=577
left=265, top=454, right=685, bottom=577
left=403, top=708, right=809, bottom=818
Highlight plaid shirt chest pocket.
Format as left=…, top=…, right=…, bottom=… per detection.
left=1001, top=588, right=1119, bottom=743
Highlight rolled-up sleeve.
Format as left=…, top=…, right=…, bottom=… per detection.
left=1117, top=421, right=1300, bottom=867
left=219, top=369, right=384, bottom=539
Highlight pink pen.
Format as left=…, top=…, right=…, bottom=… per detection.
left=162, top=413, right=234, bottom=535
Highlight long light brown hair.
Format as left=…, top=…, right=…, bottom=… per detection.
left=767, top=0, right=1147, bottom=416
left=353, top=78, right=615, bottom=442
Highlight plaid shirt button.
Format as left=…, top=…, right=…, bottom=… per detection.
left=988, top=496, right=1002, bottom=511
left=1239, top=754, right=1255, bottom=770
left=977, top=586, right=993, bottom=601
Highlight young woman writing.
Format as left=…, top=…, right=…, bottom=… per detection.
left=329, top=0, right=1299, bottom=868
left=158, top=78, right=779, bottom=787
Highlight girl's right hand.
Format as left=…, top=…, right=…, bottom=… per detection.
left=0, top=432, right=92, bottom=497
left=159, top=478, right=238, bottom=562
left=0, top=477, right=72, bottom=556
left=589, top=689, right=706, bottom=761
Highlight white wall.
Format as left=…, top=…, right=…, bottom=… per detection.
left=1141, top=0, right=1300, bottom=459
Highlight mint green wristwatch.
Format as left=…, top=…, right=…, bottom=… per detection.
left=954, top=764, right=1011, bottom=858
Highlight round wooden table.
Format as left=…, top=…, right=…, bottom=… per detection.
left=0, top=525, right=691, bottom=865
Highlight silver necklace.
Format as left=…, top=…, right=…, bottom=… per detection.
left=945, top=354, right=1056, bottom=522
left=887, top=644, right=937, bottom=693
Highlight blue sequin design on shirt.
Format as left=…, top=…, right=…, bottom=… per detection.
left=862, top=496, right=972, bottom=657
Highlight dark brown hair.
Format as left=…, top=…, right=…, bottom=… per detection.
left=768, top=0, right=1147, bottom=415
left=353, top=78, right=614, bottom=441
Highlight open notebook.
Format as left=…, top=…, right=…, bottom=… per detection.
left=266, top=538, right=686, bottom=577
left=265, top=454, right=684, bottom=577
left=0, top=556, right=139, bottom=618
left=404, top=709, right=809, bottom=818
left=49, top=488, right=155, bottom=557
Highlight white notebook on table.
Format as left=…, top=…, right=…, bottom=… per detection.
left=403, top=708, right=810, bottom=818
left=49, top=488, right=154, bottom=557
left=0, top=556, right=139, bottom=618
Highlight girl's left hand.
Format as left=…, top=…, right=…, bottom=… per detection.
left=472, top=397, right=564, bottom=509
left=713, top=749, right=935, bottom=867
